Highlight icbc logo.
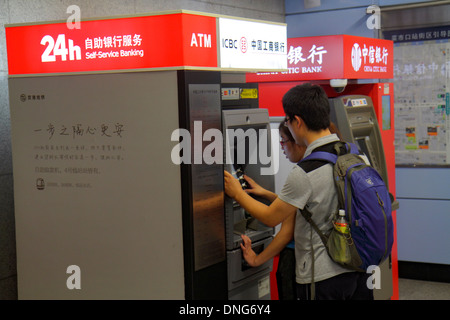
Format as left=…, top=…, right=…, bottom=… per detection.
left=240, top=37, right=248, bottom=53
left=222, top=38, right=248, bottom=54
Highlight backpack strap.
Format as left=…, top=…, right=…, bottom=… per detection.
left=300, top=206, right=324, bottom=300
left=299, top=206, right=328, bottom=247
left=300, top=151, right=337, bottom=164
left=298, top=140, right=360, bottom=166
left=334, top=141, right=359, bottom=156
left=297, top=141, right=340, bottom=172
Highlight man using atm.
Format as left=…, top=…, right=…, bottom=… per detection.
left=224, top=83, right=373, bottom=300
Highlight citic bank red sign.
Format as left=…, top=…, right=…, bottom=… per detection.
left=246, top=35, right=394, bottom=82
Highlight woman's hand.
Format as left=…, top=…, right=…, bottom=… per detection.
left=244, top=174, right=278, bottom=203
left=243, top=175, right=266, bottom=197
left=240, top=234, right=259, bottom=267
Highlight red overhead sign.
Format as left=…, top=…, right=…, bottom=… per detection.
left=6, top=11, right=287, bottom=76
left=246, top=35, right=394, bottom=82
left=6, top=13, right=217, bottom=75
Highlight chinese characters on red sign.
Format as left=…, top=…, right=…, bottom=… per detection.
left=246, top=35, right=393, bottom=82
left=6, top=13, right=218, bottom=75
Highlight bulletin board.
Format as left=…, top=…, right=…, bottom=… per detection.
left=384, top=26, right=450, bottom=166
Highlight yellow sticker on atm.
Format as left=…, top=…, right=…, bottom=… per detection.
left=240, top=88, right=258, bottom=99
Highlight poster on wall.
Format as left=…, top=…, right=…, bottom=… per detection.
left=9, top=72, right=186, bottom=298
left=384, top=26, right=450, bottom=166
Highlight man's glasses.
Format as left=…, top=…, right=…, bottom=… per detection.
left=284, top=116, right=291, bottom=127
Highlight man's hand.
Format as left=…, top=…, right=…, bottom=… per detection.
left=224, top=170, right=244, bottom=199
left=225, top=171, right=295, bottom=228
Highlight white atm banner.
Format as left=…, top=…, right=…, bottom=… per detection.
left=219, top=18, right=287, bottom=70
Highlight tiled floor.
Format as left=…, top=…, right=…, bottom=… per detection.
left=398, top=278, right=450, bottom=300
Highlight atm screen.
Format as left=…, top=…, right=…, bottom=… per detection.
left=355, top=136, right=375, bottom=168
left=227, top=124, right=268, bottom=171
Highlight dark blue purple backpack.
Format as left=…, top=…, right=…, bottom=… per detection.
left=299, top=141, right=394, bottom=271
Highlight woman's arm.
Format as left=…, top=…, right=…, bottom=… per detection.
left=240, top=215, right=295, bottom=267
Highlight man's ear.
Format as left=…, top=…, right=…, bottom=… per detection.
left=294, top=115, right=303, bottom=129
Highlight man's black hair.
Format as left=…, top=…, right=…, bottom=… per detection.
left=282, top=83, right=330, bottom=131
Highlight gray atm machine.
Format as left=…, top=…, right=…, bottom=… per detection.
left=222, top=108, right=275, bottom=300
left=329, top=95, right=388, bottom=185
left=329, top=95, right=394, bottom=300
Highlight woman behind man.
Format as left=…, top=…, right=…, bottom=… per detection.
left=240, top=121, right=305, bottom=300
left=240, top=121, right=341, bottom=300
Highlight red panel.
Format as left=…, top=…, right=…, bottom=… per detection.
left=181, top=14, right=217, bottom=67
left=270, top=255, right=279, bottom=300
left=342, top=35, right=394, bottom=79
left=247, top=35, right=394, bottom=83
left=6, top=13, right=217, bottom=75
left=369, top=83, right=399, bottom=300
left=247, top=35, right=343, bottom=83
left=258, top=81, right=306, bottom=117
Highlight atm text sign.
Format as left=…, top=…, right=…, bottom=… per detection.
left=6, top=12, right=287, bottom=76
left=6, top=13, right=217, bottom=75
